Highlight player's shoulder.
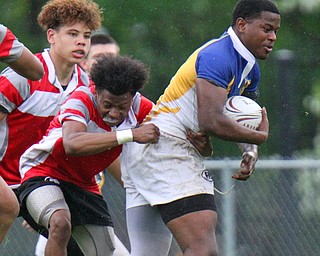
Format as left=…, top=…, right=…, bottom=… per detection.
left=197, top=35, right=234, bottom=66
left=132, top=92, right=153, bottom=109
left=0, top=24, right=7, bottom=38
left=76, top=64, right=90, bottom=87
left=132, top=92, right=153, bottom=124
left=69, top=85, right=92, bottom=102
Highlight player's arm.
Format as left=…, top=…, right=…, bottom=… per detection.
left=8, top=47, right=44, bottom=81
left=62, top=120, right=160, bottom=156
left=106, top=158, right=123, bottom=187
left=196, top=78, right=269, bottom=145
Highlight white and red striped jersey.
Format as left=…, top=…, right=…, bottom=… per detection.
left=0, top=49, right=90, bottom=187
left=0, top=24, right=24, bottom=63
left=20, top=86, right=153, bottom=194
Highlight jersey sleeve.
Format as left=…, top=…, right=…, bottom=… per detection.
left=0, top=24, right=24, bottom=63
left=196, top=48, right=232, bottom=89
left=0, top=67, right=29, bottom=113
left=58, top=89, right=92, bottom=126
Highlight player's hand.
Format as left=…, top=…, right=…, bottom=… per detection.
left=232, top=151, right=258, bottom=180
left=132, top=123, right=160, bottom=144
left=186, top=129, right=213, bottom=157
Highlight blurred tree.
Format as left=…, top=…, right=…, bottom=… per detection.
left=1, top=0, right=320, bottom=157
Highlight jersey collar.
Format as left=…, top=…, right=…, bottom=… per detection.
left=227, top=27, right=255, bottom=65
left=42, top=49, right=79, bottom=94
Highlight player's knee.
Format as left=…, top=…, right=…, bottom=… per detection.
left=206, top=245, right=219, bottom=256
left=0, top=194, right=19, bottom=221
left=49, top=210, right=71, bottom=240
left=183, top=234, right=218, bottom=256
left=185, top=245, right=218, bottom=256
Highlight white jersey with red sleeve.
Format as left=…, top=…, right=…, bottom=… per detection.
left=0, top=49, right=90, bottom=187
left=20, top=86, right=151, bottom=194
left=0, top=24, right=24, bottom=63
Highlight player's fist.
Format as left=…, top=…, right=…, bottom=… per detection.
left=232, top=151, right=258, bottom=181
left=132, top=123, right=160, bottom=144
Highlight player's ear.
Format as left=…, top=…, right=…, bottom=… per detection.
left=235, top=17, right=247, bottom=33
left=47, top=29, right=55, bottom=44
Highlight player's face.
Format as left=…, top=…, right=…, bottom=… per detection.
left=47, top=22, right=92, bottom=65
left=82, top=43, right=119, bottom=73
left=240, top=11, right=280, bottom=60
left=96, top=90, right=133, bottom=127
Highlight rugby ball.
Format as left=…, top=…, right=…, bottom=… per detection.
left=223, top=96, right=262, bottom=130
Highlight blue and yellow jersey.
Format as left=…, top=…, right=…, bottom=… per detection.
left=145, top=27, right=260, bottom=139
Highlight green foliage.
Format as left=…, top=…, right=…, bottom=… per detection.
left=96, top=0, right=233, bottom=101
left=2, top=0, right=320, bottom=157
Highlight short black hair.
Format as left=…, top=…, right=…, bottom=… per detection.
left=232, top=0, right=280, bottom=25
left=91, top=33, right=118, bottom=46
left=90, top=55, right=149, bottom=96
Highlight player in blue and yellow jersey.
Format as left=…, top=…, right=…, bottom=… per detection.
left=121, top=0, right=280, bottom=255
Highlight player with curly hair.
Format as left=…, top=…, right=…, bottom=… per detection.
left=18, top=55, right=160, bottom=256
left=34, top=33, right=129, bottom=256
left=0, top=0, right=101, bottom=246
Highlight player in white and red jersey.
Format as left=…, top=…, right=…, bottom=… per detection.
left=0, top=51, right=90, bottom=187
left=18, top=55, right=159, bottom=256
left=32, top=33, right=129, bottom=256
left=122, top=0, right=280, bottom=255
left=0, top=23, right=44, bottom=244
left=0, top=0, right=102, bottom=245
left=0, top=24, right=44, bottom=80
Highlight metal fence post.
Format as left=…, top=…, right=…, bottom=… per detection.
left=221, top=167, right=236, bottom=256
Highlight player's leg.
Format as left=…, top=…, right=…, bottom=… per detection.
left=114, top=235, right=129, bottom=256
left=34, top=235, right=85, bottom=256
left=126, top=204, right=172, bottom=256
left=157, top=194, right=218, bottom=256
left=25, top=184, right=71, bottom=256
left=0, top=176, right=19, bottom=243
left=72, top=224, right=116, bottom=256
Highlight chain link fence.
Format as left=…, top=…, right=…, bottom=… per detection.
left=1, top=159, right=320, bottom=255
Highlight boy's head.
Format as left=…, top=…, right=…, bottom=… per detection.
left=91, top=55, right=149, bottom=96
left=232, top=0, right=280, bottom=60
left=38, top=0, right=102, bottom=31
left=91, top=55, right=149, bottom=127
left=81, top=34, right=120, bottom=73
left=232, top=0, right=280, bottom=26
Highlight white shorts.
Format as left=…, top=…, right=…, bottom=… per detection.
left=121, top=132, right=214, bottom=209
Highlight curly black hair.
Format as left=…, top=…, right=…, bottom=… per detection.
left=232, top=0, right=280, bottom=26
left=90, top=55, right=149, bottom=96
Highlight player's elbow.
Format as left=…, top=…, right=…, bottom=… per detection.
left=27, top=61, right=44, bottom=80
left=30, top=68, right=44, bottom=81
left=198, top=117, right=221, bottom=135
left=199, top=116, right=232, bottom=139
left=63, top=140, right=79, bottom=155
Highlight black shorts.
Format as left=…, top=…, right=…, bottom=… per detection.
left=156, top=194, right=216, bottom=224
left=17, top=177, right=113, bottom=236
